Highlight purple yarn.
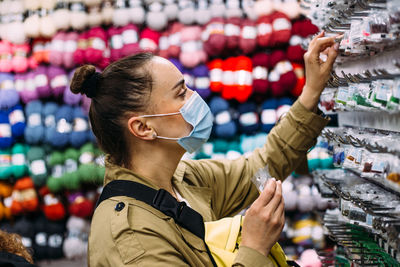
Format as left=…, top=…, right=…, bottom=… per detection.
left=0, top=73, right=19, bottom=109
left=192, top=64, right=211, bottom=99
left=63, top=70, right=82, bottom=105
left=20, top=71, right=38, bottom=104
left=48, top=66, right=68, bottom=98
left=34, top=65, right=51, bottom=99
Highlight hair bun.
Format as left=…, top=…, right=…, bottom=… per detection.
left=70, top=65, right=100, bottom=98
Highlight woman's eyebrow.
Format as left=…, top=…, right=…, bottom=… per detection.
left=171, top=79, right=185, bottom=90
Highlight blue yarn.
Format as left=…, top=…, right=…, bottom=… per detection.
left=8, top=105, right=26, bottom=138
left=0, top=111, right=14, bottom=148
left=261, top=98, right=278, bottom=133
left=209, top=96, right=237, bottom=138
left=42, top=102, right=59, bottom=145
left=238, top=102, right=260, bottom=134
left=24, top=100, right=44, bottom=145
left=48, top=105, right=74, bottom=148
left=70, top=107, right=89, bottom=148
left=0, top=73, right=19, bottom=109
left=278, top=97, right=294, bottom=107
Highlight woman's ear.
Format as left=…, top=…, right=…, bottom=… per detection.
left=127, top=116, right=157, bottom=140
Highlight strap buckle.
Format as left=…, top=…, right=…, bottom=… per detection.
left=152, top=189, right=187, bottom=220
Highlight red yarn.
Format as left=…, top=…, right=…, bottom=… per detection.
left=252, top=53, right=270, bottom=94
left=221, top=57, right=236, bottom=100
left=85, top=27, right=107, bottom=65
left=256, top=15, right=273, bottom=47
left=167, top=22, right=183, bottom=58
left=73, top=32, right=88, bottom=65
left=208, top=59, right=224, bottom=93
left=203, top=17, right=226, bottom=56
left=139, top=27, right=160, bottom=53
left=235, top=56, right=253, bottom=103
left=291, top=63, right=305, bottom=97
left=121, top=24, right=140, bottom=57
left=239, top=19, right=257, bottom=54
left=225, top=17, right=241, bottom=50
left=270, top=11, right=292, bottom=47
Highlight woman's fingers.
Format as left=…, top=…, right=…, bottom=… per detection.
left=254, top=178, right=277, bottom=207
left=322, top=44, right=339, bottom=72
left=309, top=31, right=325, bottom=47
left=265, top=180, right=282, bottom=211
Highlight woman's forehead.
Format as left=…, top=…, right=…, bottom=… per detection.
left=150, top=56, right=183, bottom=88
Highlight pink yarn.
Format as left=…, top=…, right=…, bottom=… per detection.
left=203, top=17, right=226, bottom=57
left=49, top=32, right=66, bottom=67
left=11, top=43, right=30, bottom=73
left=139, top=28, right=160, bottom=53
left=73, top=32, right=88, bottom=66
left=179, top=26, right=207, bottom=68
left=28, top=56, right=39, bottom=70
left=63, top=32, right=79, bottom=69
left=0, top=40, right=13, bottom=72
left=121, top=24, right=140, bottom=57
left=108, top=27, right=123, bottom=62
left=85, top=27, right=107, bottom=65
left=167, top=22, right=183, bottom=58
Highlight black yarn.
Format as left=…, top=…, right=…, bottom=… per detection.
left=82, top=72, right=101, bottom=98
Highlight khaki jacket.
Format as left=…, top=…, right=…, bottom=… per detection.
left=88, top=100, right=329, bottom=267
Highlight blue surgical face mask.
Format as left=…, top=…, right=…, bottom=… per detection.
left=140, top=92, right=213, bottom=154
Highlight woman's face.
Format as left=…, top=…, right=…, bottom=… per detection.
left=145, top=56, right=194, bottom=140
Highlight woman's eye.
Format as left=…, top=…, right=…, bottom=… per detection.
left=179, top=87, right=187, bottom=97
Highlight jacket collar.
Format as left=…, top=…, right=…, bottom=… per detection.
left=103, top=155, right=186, bottom=189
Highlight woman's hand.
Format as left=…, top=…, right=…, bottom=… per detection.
left=299, top=31, right=341, bottom=111
left=240, top=178, right=285, bottom=256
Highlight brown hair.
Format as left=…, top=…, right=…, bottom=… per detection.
left=0, top=230, right=34, bottom=264
left=70, top=53, right=155, bottom=167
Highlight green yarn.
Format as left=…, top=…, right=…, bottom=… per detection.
left=27, top=146, right=48, bottom=186
left=78, top=143, right=98, bottom=183
left=0, top=149, right=12, bottom=180
left=62, top=148, right=80, bottom=190
left=11, top=143, right=29, bottom=178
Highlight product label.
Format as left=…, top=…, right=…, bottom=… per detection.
left=44, top=194, right=57, bottom=206
left=0, top=154, right=11, bottom=166
left=139, top=39, right=157, bottom=51
left=52, top=164, right=64, bottom=178
left=51, top=75, right=68, bottom=88
left=257, top=23, right=272, bottom=35
left=45, top=115, right=55, bottom=128
left=0, top=123, right=12, bottom=137
left=241, top=26, right=257, bottom=39
left=181, top=40, right=198, bottom=53
left=210, top=68, right=223, bottom=81
left=64, top=40, right=77, bottom=52
left=215, top=111, right=231, bottom=125
left=48, top=234, right=62, bottom=248
left=239, top=112, right=258, bottom=126
left=57, top=119, right=72, bottom=133
left=52, top=39, right=64, bottom=51
left=14, top=79, right=25, bottom=92
left=375, top=82, right=390, bottom=101
left=122, top=30, right=138, bottom=44
left=35, top=74, right=48, bottom=87
left=1, top=80, right=13, bottom=90
left=208, top=22, right=224, bottom=35
left=65, top=159, right=78, bottom=172
left=26, top=78, right=36, bottom=91
left=195, top=77, right=210, bottom=89
left=35, top=233, right=47, bottom=246
left=261, top=109, right=277, bottom=124
left=289, top=35, right=302, bottom=46
left=9, top=109, right=25, bottom=125
left=90, top=38, right=106, bottom=50
left=272, top=18, right=291, bottom=31
left=253, top=66, right=268, bottom=80
left=168, top=32, right=180, bottom=46
left=276, top=61, right=293, bottom=74
left=371, top=161, right=386, bottom=173
left=79, top=152, right=94, bottom=164
left=236, top=70, right=252, bottom=85
left=28, top=113, right=41, bottom=127
left=268, top=69, right=280, bottom=82
left=73, top=117, right=89, bottom=132
left=30, top=159, right=46, bottom=175
left=159, top=36, right=169, bottom=50
left=12, top=154, right=25, bottom=166
left=111, top=34, right=124, bottom=49
left=225, top=23, right=241, bottom=37
left=223, top=71, right=235, bottom=85
left=21, top=237, right=32, bottom=248
left=336, top=86, right=349, bottom=103
left=276, top=105, right=291, bottom=119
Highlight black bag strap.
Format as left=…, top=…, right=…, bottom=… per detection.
left=95, top=179, right=217, bottom=267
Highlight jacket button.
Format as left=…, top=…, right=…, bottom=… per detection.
left=115, top=202, right=125, bottom=211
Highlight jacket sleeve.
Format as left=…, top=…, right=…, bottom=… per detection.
left=182, top=100, right=329, bottom=219
left=233, top=246, right=275, bottom=267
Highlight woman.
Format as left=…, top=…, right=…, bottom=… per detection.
left=71, top=32, right=338, bottom=266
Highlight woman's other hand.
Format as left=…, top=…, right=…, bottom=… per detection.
left=299, top=31, right=341, bottom=111
left=240, top=178, right=285, bottom=256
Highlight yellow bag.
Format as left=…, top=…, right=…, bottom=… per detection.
left=205, top=215, right=289, bottom=267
